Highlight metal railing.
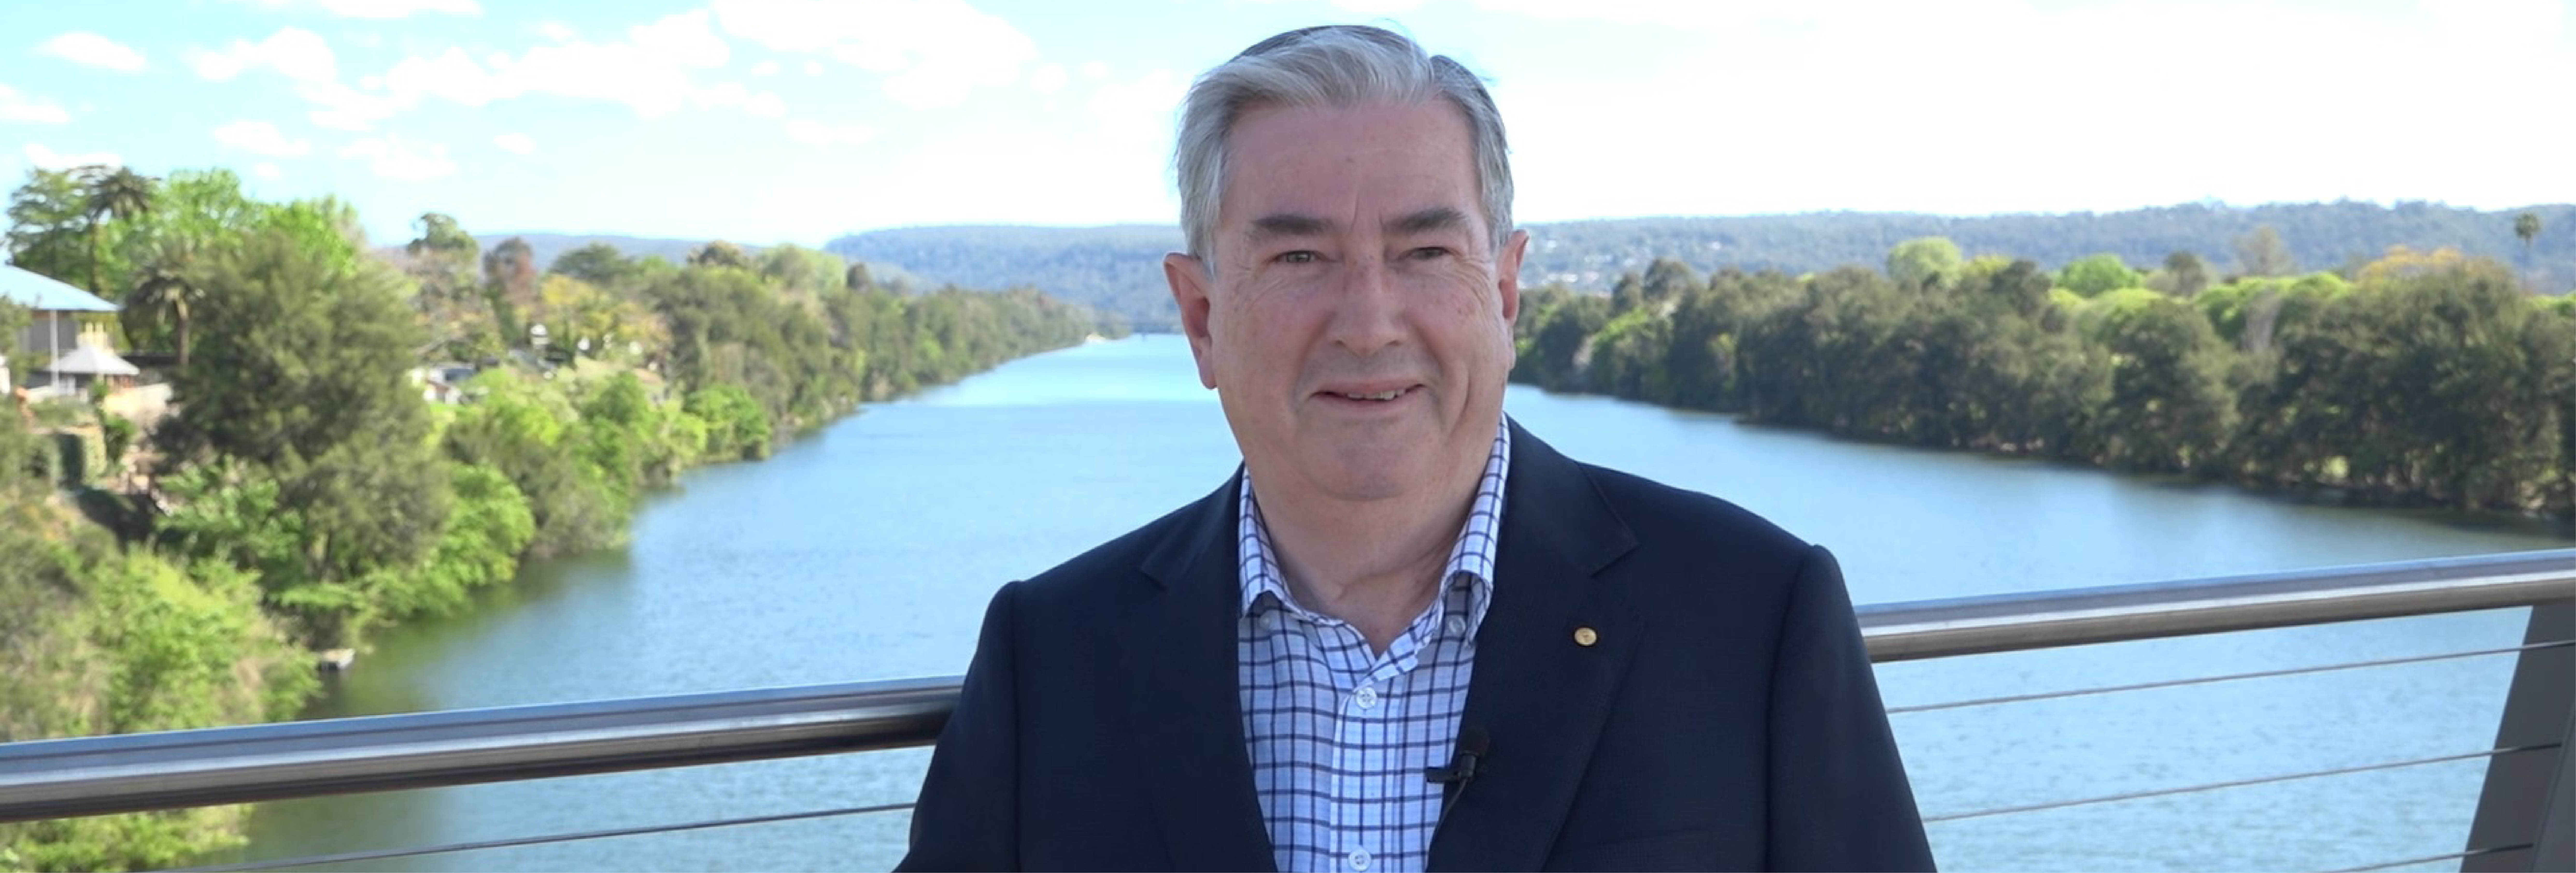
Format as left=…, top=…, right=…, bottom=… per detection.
left=3, top=548, right=2571, bottom=871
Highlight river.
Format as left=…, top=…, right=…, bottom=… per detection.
left=226, top=334, right=2569, bottom=872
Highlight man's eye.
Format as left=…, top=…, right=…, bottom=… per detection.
left=1407, top=247, right=1451, bottom=261
left=1276, top=251, right=1319, bottom=264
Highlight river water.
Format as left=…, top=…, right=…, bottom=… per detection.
left=227, top=334, right=2569, bottom=872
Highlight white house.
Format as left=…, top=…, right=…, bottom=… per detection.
left=0, top=265, right=138, bottom=398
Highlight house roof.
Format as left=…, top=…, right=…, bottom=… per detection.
left=46, top=344, right=140, bottom=376
left=0, top=266, right=118, bottom=313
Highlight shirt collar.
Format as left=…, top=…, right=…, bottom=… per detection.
left=1237, top=418, right=1512, bottom=637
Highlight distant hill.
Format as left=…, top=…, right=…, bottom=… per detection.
left=823, top=202, right=2573, bottom=325
left=473, top=232, right=710, bottom=268
left=826, top=225, right=1187, bottom=327
left=468, top=232, right=930, bottom=288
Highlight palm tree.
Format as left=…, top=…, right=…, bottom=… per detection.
left=2515, top=211, right=2543, bottom=261
left=78, top=165, right=156, bottom=300
left=128, top=237, right=204, bottom=366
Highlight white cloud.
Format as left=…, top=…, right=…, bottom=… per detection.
left=1029, top=62, right=1066, bottom=95
left=213, top=119, right=313, bottom=157
left=802, top=59, right=824, bottom=76
left=384, top=47, right=515, bottom=106
left=252, top=162, right=283, bottom=179
left=39, top=33, right=149, bottom=73
left=1087, top=69, right=1186, bottom=129
left=630, top=9, right=730, bottom=69
left=1077, top=61, right=1108, bottom=81
left=187, top=27, right=338, bottom=83
left=784, top=119, right=877, bottom=144
left=228, top=0, right=481, bottom=17
left=492, top=132, right=535, bottom=154
left=751, top=60, right=782, bottom=76
left=22, top=143, right=120, bottom=170
left=340, top=135, right=456, bottom=181
left=0, top=84, right=71, bottom=124
left=300, top=79, right=404, bottom=130
left=276, top=10, right=761, bottom=131
left=537, top=22, right=578, bottom=43
left=710, top=0, right=1038, bottom=108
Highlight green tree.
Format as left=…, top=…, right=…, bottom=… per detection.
left=78, top=166, right=156, bottom=301
left=690, top=240, right=752, bottom=270
left=2057, top=253, right=2142, bottom=298
left=2160, top=251, right=2213, bottom=297
left=125, top=236, right=206, bottom=365
left=2515, top=211, right=2543, bottom=268
left=5, top=169, right=93, bottom=287
left=549, top=242, right=638, bottom=289
left=1887, top=237, right=1964, bottom=293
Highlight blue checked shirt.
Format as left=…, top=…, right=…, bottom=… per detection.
left=1237, top=421, right=1511, bottom=873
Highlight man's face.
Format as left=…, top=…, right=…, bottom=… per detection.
left=1166, top=100, right=1526, bottom=503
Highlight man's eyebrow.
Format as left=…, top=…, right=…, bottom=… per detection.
left=1387, top=207, right=1470, bottom=237
left=1248, top=213, right=1332, bottom=241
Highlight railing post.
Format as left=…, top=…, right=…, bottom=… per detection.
left=2463, top=599, right=2574, bottom=873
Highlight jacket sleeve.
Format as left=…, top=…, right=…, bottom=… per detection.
left=896, top=581, right=1023, bottom=872
left=1766, top=545, right=1937, bottom=872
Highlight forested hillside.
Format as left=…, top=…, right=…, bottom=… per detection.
left=4, top=166, right=1112, bottom=871
left=815, top=202, right=2573, bottom=327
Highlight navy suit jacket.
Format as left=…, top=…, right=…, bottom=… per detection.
left=897, top=422, right=1935, bottom=871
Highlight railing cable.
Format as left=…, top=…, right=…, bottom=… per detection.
left=2315, top=843, right=2534, bottom=873
left=160, top=801, right=915, bottom=873
left=1922, top=744, right=2558, bottom=824
left=1889, top=640, right=2573, bottom=715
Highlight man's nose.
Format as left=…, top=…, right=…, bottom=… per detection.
left=1326, top=258, right=1405, bottom=355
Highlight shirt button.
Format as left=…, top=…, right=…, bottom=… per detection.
left=1348, top=847, right=1373, bottom=871
left=1444, top=615, right=1467, bottom=637
left=1354, top=684, right=1379, bottom=709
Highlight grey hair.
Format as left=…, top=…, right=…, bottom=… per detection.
left=1174, top=25, right=1514, bottom=268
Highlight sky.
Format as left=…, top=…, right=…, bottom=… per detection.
left=2, top=0, right=2570, bottom=248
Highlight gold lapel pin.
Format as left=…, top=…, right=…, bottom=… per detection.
left=1574, top=627, right=1599, bottom=647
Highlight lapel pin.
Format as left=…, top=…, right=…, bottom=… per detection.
left=1573, top=627, right=1598, bottom=647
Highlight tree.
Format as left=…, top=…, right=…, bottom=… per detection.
left=1886, top=237, right=1964, bottom=293
left=155, top=229, right=433, bottom=470
left=690, top=240, right=752, bottom=270
left=405, top=212, right=479, bottom=263
left=4, top=169, right=90, bottom=286
left=78, top=166, right=156, bottom=301
left=2515, top=211, right=2543, bottom=267
left=549, top=242, right=637, bottom=289
left=2057, top=253, right=2141, bottom=298
left=2161, top=251, right=2212, bottom=297
left=126, top=236, right=206, bottom=365
left=482, top=236, right=539, bottom=334
left=2232, top=225, right=2298, bottom=278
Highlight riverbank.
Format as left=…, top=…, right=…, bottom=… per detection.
left=226, top=334, right=2569, bottom=873
left=1512, top=245, right=2574, bottom=521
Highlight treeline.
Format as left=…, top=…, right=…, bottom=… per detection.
left=1515, top=240, right=2576, bottom=517
left=0, top=166, right=1111, bottom=870
left=811, top=202, right=2571, bottom=327
left=1518, top=201, right=2573, bottom=293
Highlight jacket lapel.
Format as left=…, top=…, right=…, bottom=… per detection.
left=1120, top=472, right=1278, bottom=872
left=1431, top=422, right=1643, bottom=872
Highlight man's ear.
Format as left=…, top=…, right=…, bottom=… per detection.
left=1496, top=229, right=1529, bottom=325
left=1164, top=252, right=1220, bottom=390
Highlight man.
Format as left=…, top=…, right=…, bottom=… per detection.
left=899, top=25, right=1933, bottom=873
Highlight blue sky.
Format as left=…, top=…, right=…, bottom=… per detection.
left=3, top=0, right=2570, bottom=247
